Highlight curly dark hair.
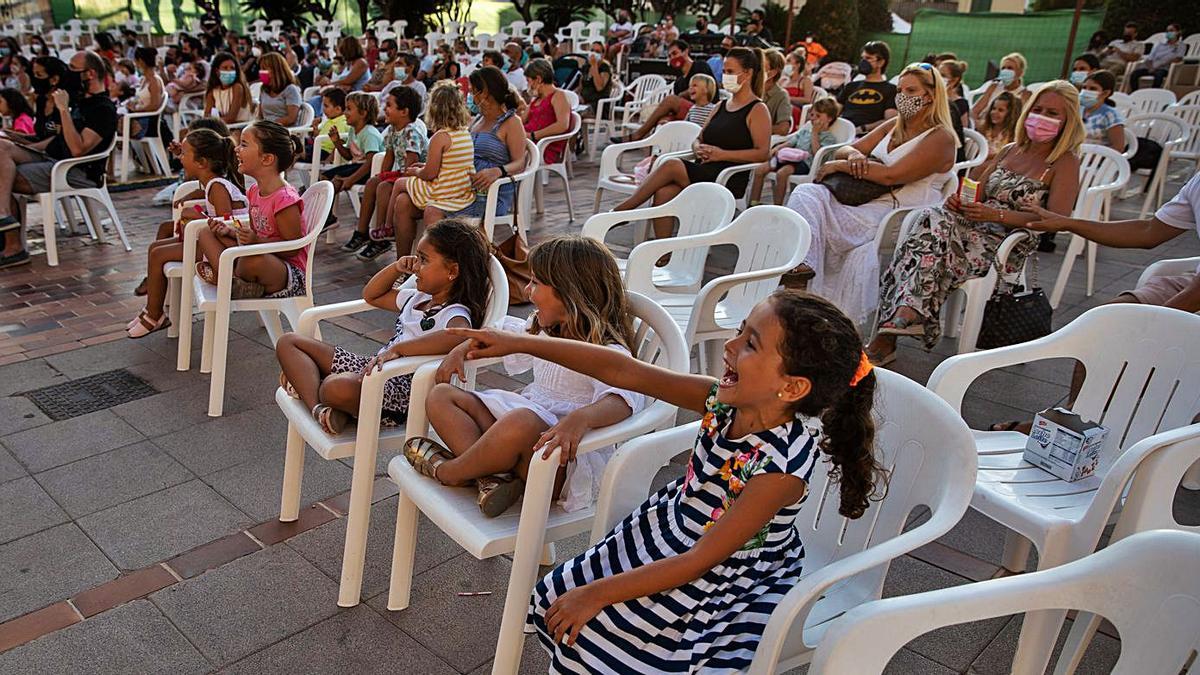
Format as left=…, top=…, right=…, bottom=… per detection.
left=422, top=219, right=492, bottom=329
left=770, top=290, right=885, bottom=519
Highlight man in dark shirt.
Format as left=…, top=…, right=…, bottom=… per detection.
left=615, top=39, right=717, bottom=143
left=0, top=50, right=117, bottom=267
left=838, top=40, right=898, bottom=134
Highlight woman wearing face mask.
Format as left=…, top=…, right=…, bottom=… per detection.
left=448, top=66, right=528, bottom=221
left=938, top=59, right=970, bottom=129
left=613, top=47, right=771, bottom=242
left=577, top=41, right=613, bottom=115
left=204, top=52, right=253, bottom=125
left=29, top=57, right=66, bottom=141
left=256, top=52, right=301, bottom=127
left=521, top=59, right=571, bottom=164
left=761, top=50, right=795, bottom=136
left=363, top=39, right=400, bottom=92
left=27, top=35, right=52, bottom=58
left=307, top=36, right=370, bottom=116
left=971, top=52, right=1031, bottom=125
left=781, top=48, right=814, bottom=113
left=1079, top=71, right=1125, bottom=153
left=785, top=63, right=959, bottom=327
left=1069, top=54, right=1100, bottom=88
left=867, top=81, right=1083, bottom=366
left=305, top=31, right=324, bottom=56
left=122, top=47, right=165, bottom=140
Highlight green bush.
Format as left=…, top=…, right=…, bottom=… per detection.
left=1101, top=0, right=1200, bottom=38
left=794, top=0, right=860, bottom=61
left=858, top=0, right=893, bottom=34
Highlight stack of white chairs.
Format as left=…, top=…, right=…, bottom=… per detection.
left=274, top=257, right=510, bottom=607
left=926, top=304, right=1200, bottom=674
left=176, top=181, right=335, bottom=417
left=555, top=20, right=586, bottom=52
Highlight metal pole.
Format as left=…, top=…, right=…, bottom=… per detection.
left=785, top=0, right=796, bottom=49
left=1060, top=0, right=1085, bottom=79
left=730, top=0, right=739, bottom=35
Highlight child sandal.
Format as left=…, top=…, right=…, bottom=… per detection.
left=127, top=311, right=170, bottom=339
left=876, top=315, right=924, bottom=338
left=279, top=372, right=299, bottom=399
left=402, top=436, right=454, bottom=481
left=196, top=261, right=217, bottom=285
left=312, top=404, right=351, bottom=435
left=476, top=474, right=525, bottom=518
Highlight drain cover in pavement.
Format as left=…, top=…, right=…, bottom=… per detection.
left=21, top=369, right=158, bottom=421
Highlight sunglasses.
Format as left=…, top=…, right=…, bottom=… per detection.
left=907, top=62, right=934, bottom=71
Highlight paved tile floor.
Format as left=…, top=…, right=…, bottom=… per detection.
left=0, top=150, right=1197, bottom=674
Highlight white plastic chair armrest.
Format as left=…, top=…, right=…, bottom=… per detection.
left=598, top=136, right=656, bottom=176
left=48, top=143, right=114, bottom=182
left=714, top=161, right=764, bottom=187
left=652, top=149, right=693, bottom=171
left=687, top=266, right=799, bottom=335
left=402, top=356, right=507, bottom=439
left=624, top=230, right=729, bottom=294
left=591, top=421, right=701, bottom=538
left=309, top=134, right=330, bottom=185
left=580, top=202, right=683, bottom=245
left=360, top=354, right=446, bottom=400
left=296, top=298, right=374, bottom=336
left=536, top=123, right=578, bottom=148
left=927, top=337, right=1069, bottom=414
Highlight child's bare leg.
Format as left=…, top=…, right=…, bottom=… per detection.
left=155, top=220, right=174, bottom=239
left=773, top=165, right=796, bottom=205
left=371, top=180, right=394, bottom=234
left=391, top=193, right=421, bottom=257
left=317, top=371, right=363, bottom=415
left=353, top=175, right=381, bottom=235
left=196, top=227, right=233, bottom=276
left=275, top=333, right=336, bottom=409
left=144, top=241, right=185, bottom=319
left=748, top=163, right=771, bottom=205
left=437, top=408, right=550, bottom=485
left=235, top=254, right=290, bottom=294
left=422, top=206, right=445, bottom=227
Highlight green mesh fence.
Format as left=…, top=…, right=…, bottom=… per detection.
left=862, top=8, right=1104, bottom=88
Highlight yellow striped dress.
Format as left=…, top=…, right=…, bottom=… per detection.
left=406, top=128, right=476, bottom=212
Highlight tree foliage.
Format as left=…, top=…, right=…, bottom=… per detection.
left=857, top=0, right=892, bottom=34
left=1100, top=0, right=1200, bottom=38
left=795, top=0, right=860, bottom=62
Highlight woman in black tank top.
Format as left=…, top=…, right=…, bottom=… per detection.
left=612, top=47, right=772, bottom=241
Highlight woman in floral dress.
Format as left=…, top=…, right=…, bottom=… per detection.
left=444, top=291, right=884, bottom=673
left=867, top=81, right=1084, bottom=365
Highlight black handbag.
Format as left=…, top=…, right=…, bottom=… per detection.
left=977, top=251, right=1053, bottom=350
left=818, top=172, right=893, bottom=206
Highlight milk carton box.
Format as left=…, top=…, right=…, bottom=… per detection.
left=1023, top=407, right=1108, bottom=482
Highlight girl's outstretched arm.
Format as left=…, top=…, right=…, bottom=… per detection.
left=545, top=473, right=807, bottom=645
left=446, top=328, right=713, bottom=413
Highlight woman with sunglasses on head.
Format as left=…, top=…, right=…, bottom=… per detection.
left=868, top=81, right=1083, bottom=366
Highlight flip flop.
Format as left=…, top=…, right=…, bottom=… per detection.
left=279, top=372, right=299, bottom=399
left=877, top=315, right=925, bottom=338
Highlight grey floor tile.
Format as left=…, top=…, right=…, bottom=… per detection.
left=77, top=480, right=250, bottom=570
left=468, top=637, right=552, bottom=675
left=219, top=605, right=457, bottom=675
left=963, top=368, right=1071, bottom=418
left=205, top=448, right=351, bottom=521
left=288, top=498, right=463, bottom=603
left=155, top=406, right=289, bottom=477
left=883, top=555, right=1008, bottom=671
left=0, top=476, right=69, bottom=545
left=122, top=356, right=203, bottom=393
left=35, top=440, right=195, bottom=518
left=0, top=523, right=118, bottom=623
left=0, top=394, right=52, bottom=435
left=43, top=338, right=161, bottom=379
left=0, top=444, right=28, bottom=485
left=2, top=409, right=145, bottom=473
left=151, top=545, right=340, bottom=666
left=935, top=507, right=1030, bottom=570
left=220, top=352, right=292, bottom=410
left=883, top=647, right=958, bottom=674
left=368, top=553, right=517, bottom=673
left=971, top=615, right=1121, bottom=675
left=111, top=382, right=229, bottom=438
left=0, top=600, right=210, bottom=675
left=0, top=359, right=68, bottom=397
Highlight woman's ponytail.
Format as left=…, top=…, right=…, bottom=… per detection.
left=220, top=135, right=245, bottom=192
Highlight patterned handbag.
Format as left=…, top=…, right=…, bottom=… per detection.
left=976, top=248, right=1053, bottom=350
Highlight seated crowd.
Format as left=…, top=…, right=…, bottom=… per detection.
left=0, top=13, right=1197, bottom=673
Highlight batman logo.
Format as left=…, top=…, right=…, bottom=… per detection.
left=847, top=89, right=884, bottom=106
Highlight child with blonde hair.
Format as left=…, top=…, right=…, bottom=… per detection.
left=748, top=96, right=842, bottom=205
left=389, top=80, right=476, bottom=255
left=403, top=236, right=644, bottom=517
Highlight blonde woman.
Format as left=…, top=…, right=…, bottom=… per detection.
left=256, top=52, right=301, bottom=126
left=784, top=62, right=959, bottom=326
left=869, top=81, right=1083, bottom=365
left=971, top=52, right=1031, bottom=124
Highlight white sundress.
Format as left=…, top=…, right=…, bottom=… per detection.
left=785, top=126, right=952, bottom=326
left=472, top=316, right=645, bottom=513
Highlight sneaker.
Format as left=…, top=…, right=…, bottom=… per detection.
left=341, top=231, right=369, bottom=252
left=0, top=249, right=31, bottom=269
left=356, top=239, right=392, bottom=261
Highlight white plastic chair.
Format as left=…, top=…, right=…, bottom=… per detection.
left=392, top=20, right=408, bottom=38
left=116, top=94, right=171, bottom=182
left=625, top=205, right=811, bottom=375
left=615, top=75, right=669, bottom=132
left=1165, top=105, right=1200, bottom=179
left=346, top=151, right=386, bottom=223
left=276, top=256, right=509, bottom=607
left=1123, top=112, right=1190, bottom=218
left=1108, top=91, right=1132, bottom=117
left=926, top=303, right=1200, bottom=675
left=172, top=90, right=205, bottom=137
left=1127, top=87, right=1176, bottom=116
left=176, top=181, right=336, bottom=417
left=476, top=139, right=539, bottom=244
left=592, top=120, right=701, bottom=212
left=588, top=78, right=626, bottom=160
left=555, top=20, right=586, bottom=51
left=384, top=291, right=690, bottom=675
left=28, top=136, right=128, bottom=267
left=1053, top=423, right=1200, bottom=675
left=533, top=110, right=581, bottom=221
left=582, top=182, right=735, bottom=294
left=286, top=102, right=316, bottom=140
left=609, top=365, right=981, bottom=673
left=955, top=127, right=988, bottom=176
left=807, top=530, right=1200, bottom=675
left=1176, top=89, right=1200, bottom=107
left=163, top=180, right=206, bottom=339
left=1047, top=144, right=1132, bottom=308
left=777, top=117, right=856, bottom=189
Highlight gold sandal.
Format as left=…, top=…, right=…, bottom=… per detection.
left=312, top=404, right=351, bottom=435
left=476, top=473, right=525, bottom=518
left=403, top=436, right=454, bottom=481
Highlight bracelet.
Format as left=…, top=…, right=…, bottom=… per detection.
left=499, top=165, right=509, bottom=178
left=996, top=208, right=1005, bottom=223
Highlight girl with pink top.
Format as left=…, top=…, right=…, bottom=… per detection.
left=196, top=120, right=308, bottom=299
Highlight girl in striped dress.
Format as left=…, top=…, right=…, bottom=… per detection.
left=392, top=81, right=476, bottom=236
left=446, top=291, right=883, bottom=673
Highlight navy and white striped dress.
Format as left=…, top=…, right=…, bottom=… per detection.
left=527, top=386, right=822, bottom=673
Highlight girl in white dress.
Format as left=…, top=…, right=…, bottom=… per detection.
left=785, top=62, right=958, bottom=326
left=403, top=237, right=644, bottom=517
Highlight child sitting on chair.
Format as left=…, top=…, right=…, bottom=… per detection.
left=748, top=96, right=841, bottom=206
left=275, top=219, right=492, bottom=434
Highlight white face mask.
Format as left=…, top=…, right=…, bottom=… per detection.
left=782, top=64, right=794, bottom=78
left=722, top=72, right=741, bottom=93
left=251, top=47, right=262, bottom=58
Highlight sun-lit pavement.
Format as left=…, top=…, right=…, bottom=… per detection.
left=0, top=152, right=1196, bottom=673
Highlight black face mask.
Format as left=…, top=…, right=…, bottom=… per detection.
left=31, top=75, right=51, bottom=95
left=59, top=69, right=82, bottom=94
left=858, top=58, right=873, bottom=75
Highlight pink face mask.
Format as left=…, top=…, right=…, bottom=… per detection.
left=1024, top=112, right=1062, bottom=143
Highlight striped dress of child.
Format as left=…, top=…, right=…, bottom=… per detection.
left=406, top=128, right=476, bottom=213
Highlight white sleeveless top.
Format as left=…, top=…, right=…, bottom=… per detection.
left=870, top=126, right=951, bottom=207
left=204, top=176, right=248, bottom=217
